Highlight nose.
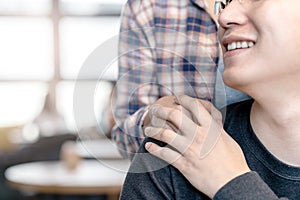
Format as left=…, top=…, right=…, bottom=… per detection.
left=218, top=0, right=248, bottom=29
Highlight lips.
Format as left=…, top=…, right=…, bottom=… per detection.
left=221, top=35, right=256, bottom=52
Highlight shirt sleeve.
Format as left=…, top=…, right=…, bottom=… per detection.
left=111, top=0, right=160, bottom=159
left=213, top=171, right=289, bottom=200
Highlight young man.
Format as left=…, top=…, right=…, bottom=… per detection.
left=120, top=0, right=300, bottom=199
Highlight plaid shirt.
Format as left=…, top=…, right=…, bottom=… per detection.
left=112, top=0, right=246, bottom=159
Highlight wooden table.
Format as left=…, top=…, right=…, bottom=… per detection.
left=5, top=159, right=130, bottom=200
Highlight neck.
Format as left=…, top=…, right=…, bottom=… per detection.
left=250, top=86, right=300, bottom=166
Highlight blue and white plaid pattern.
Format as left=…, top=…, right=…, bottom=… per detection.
left=112, top=0, right=220, bottom=159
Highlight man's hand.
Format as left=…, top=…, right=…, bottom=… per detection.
left=144, top=95, right=250, bottom=198
left=142, top=96, right=181, bottom=132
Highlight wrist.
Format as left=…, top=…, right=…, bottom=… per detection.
left=211, top=168, right=251, bottom=198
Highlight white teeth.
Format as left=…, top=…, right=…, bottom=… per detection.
left=227, top=41, right=255, bottom=51
left=241, top=41, right=248, bottom=48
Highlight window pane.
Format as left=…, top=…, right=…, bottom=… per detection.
left=56, top=81, right=114, bottom=133
left=0, top=0, right=52, bottom=15
left=60, top=0, right=126, bottom=15
left=59, top=17, right=120, bottom=80
left=0, top=82, right=48, bottom=126
left=0, top=17, right=54, bottom=80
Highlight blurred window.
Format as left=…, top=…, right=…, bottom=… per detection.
left=0, top=0, right=52, bottom=15
left=59, top=16, right=120, bottom=79
left=0, top=17, right=54, bottom=80
left=0, top=82, right=48, bottom=126
left=0, top=0, right=125, bottom=132
left=60, top=0, right=124, bottom=15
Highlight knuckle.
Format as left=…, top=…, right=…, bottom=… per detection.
left=159, top=130, right=167, bottom=141
left=190, top=98, right=199, bottom=107
left=202, top=100, right=213, bottom=109
left=152, top=117, right=167, bottom=127
left=168, top=108, right=181, bottom=121
left=214, top=109, right=222, bottom=119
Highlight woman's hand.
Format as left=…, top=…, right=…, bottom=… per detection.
left=144, top=95, right=250, bottom=198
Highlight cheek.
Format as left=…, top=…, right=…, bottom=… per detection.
left=222, top=52, right=276, bottom=90
left=262, top=4, right=300, bottom=56
left=261, top=32, right=300, bottom=75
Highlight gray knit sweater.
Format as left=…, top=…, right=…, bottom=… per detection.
left=120, top=100, right=299, bottom=199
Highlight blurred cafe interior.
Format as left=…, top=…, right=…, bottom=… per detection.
left=0, top=0, right=129, bottom=199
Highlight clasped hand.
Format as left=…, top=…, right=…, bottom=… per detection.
left=144, top=95, right=250, bottom=198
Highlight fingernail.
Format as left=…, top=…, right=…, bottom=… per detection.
left=145, top=142, right=151, bottom=149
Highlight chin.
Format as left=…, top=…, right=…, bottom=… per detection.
left=222, top=71, right=246, bottom=90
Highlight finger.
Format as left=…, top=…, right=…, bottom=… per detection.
left=150, top=115, right=178, bottom=132
left=175, top=95, right=210, bottom=126
left=145, top=127, right=193, bottom=154
left=176, top=95, right=222, bottom=126
left=149, top=105, right=199, bottom=139
left=145, top=142, right=186, bottom=167
left=175, top=96, right=224, bottom=158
